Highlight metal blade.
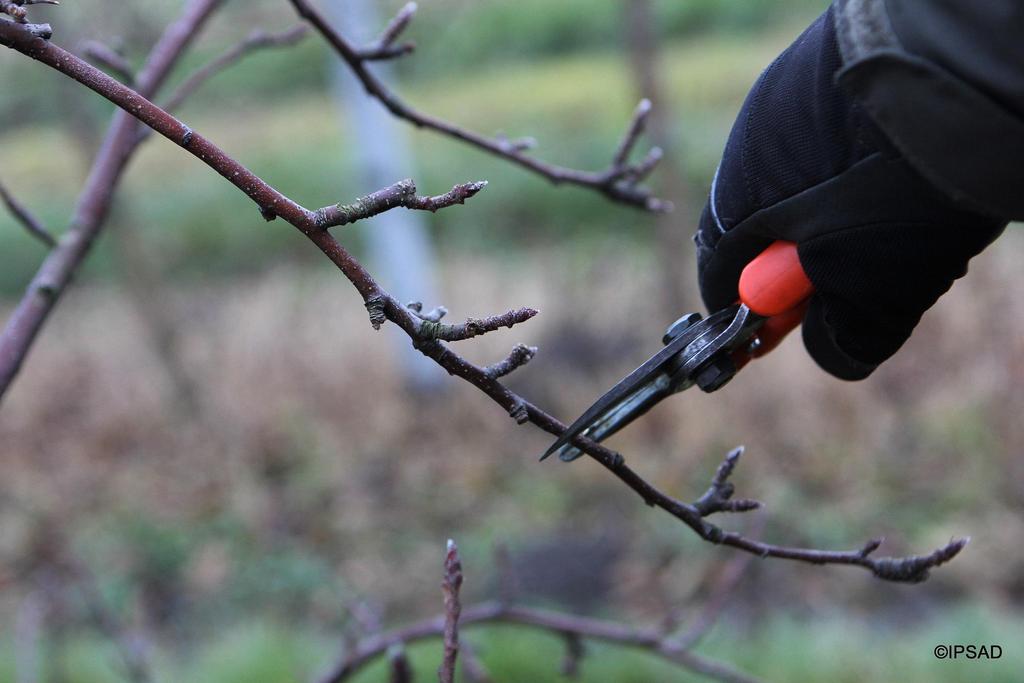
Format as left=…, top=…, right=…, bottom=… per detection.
left=539, top=324, right=702, bottom=461
left=555, top=371, right=680, bottom=461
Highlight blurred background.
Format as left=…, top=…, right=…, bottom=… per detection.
left=1, top=1, right=1022, bottom=681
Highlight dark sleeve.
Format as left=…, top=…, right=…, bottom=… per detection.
left=833, top=0, right=1024, bottom=219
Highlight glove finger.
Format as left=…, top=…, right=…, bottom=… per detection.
left=797, top=219, right=1005, bottom=379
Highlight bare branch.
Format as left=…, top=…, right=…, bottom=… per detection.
left=73, top=565, right=153, bottom=683
left=417, top=308, right=538, bottom=342
left=0, top=180, right=56, bottom=247
left=287, top=0, right=668, bottom=211
left=438, top=539, right=463, bottom=683
left=624, top=145, right=664, bottom=183
left=314, top=179, right=487, bottom=229
left=0, top=2, right=26, bottom=22
left=611, top=98, right=651, bottom=168
left=0, top=0, right=225, bottom=403
left=158, top=24, right=308, bottom=116
left=483, top=343, right=537, bottom=379
left=460, top=640, right=493, bottom=683
left=316, top=541, right=756, bottom=683
left=692, top=447, right=762, bottom=516
left=667, top=524, right=762, bottom=651
left=81, top=40, right=133, bottom=84
left=407, top=301, right=448, bottom=323
left=315, top=600, right=762, bottom=683
left=560, top=633, right=585, bottom=678
left=387, top=644, right=412, bottom=683
left=357, top=1, right=416, bottom=61
left=0, top=14, right=964, bottom=585
left=495, top=132, right=537, bottom=153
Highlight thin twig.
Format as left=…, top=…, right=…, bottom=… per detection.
left=417, top=308, right=537, bottom=342
left=483, top=343, right=537, bottom=379
left=357, top=1, right=416, bottom=61
left=460, top=640, right=494, bottom=683
left=611, top=97, right=651, bottom=168
left=287, top=0, right=669, bottom=211
left=560, top=633, right=585, bottom=678
left=692, top=447, right=762, bottom=516
left=387, top=644, right=412, bottom=683
left=1, top=0, right=57, bottom=25
left=80, top=40, right=133, bottom=84
left=73, top=565, right=153, bottom=683
left=438, top=539, right=463, bottom=683
left=159, top=24, right=308, bottom=116
left=0, top=16, right=966, bottom=584
left=0, top=0, right=228, bottom=402
left=407, top=301, right=448, bottom=323
left=0, top=180, right=56, bottom=247
left=666, top=519, right=763, bottom=650
left=313, top=179, right=487, bottom=229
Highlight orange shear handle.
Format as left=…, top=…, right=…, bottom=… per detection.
left=738, top=241, right=814, bottom=358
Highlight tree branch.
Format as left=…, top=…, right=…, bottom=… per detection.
left=417, top=307, right=537, bottom=342
left=483, top=343, right=537, bottom=379
left=80, top=40, right=134, bottom=85
left=287, top=0, right=670, bottom=211
left=387, top=644, right=412, bottom=683
left=0, top=0, right=225, bottom=403
left=692, top=447, right=762, bottom=516
left=438, top=539, right=463, bottom=683
left=316, top=599, right=762, bottom=683
left=459, top=640, right=494, bottom=683
left=159, top=24, right=308, bottom=116
left=313, top=178, right=487, bottom=229
left=356, top=0, right=416, bottom=61
left=0, top=180, right=56, bottom=247
left=0, top=14, right=965, bottom=585
left=316, top=540, right=759, bottom=683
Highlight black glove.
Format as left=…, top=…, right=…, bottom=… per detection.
left=695, top=6, right=1007, bottom=380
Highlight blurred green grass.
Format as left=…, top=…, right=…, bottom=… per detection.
left=3, top=604, right=1021, bottom=682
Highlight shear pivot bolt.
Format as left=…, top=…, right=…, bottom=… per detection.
left=695, top=357, right=736, bottom=393
left=663, top=313, right=702, bottom=345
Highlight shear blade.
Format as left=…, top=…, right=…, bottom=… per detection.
left=555, top=372, right=674, bottom=461
left=540, top=324, right=702, bottom=461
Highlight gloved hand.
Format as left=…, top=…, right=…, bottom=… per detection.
left=695, top=6, right=1007, bottom=380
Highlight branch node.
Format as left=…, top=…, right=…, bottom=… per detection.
left=356, top=1, right=417, bottom=61
left=408, top=301, right=448, bottom=323
left=365, top=295, right=387, bottom=330
left=484, top=343, right=537, bottom=379
left=24, top=22, right=51, bottom=39
left=508, top=400, right=529, bottom=425
left=693, top=447, right=762, bottom=517
left=859, top=537, right=884, bottom=558
left=496, top=133, right=537, bottom=153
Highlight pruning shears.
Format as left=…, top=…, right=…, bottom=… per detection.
left=541, top=241, right=814, bottom=462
